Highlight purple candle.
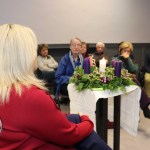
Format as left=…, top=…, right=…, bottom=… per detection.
left=112, top=60, right=117, bottom=68
left=114, top=61, right=122, bottom=77
left=83, top=57, right=90, bottom=74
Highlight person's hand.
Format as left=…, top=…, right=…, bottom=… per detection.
left=131, top=74, right=137, bottom=79
left=78, top=112, right=89, bottom=117
left=121, top=52, right=129, bottom=59
left=89, top=55, right=96, bottom=66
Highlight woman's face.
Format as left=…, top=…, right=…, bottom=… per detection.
left=70, top=39, right=81, bottom=55
left=80, top=44, right=87, bottom=54
left=40, top=47, right=48, bottom=57
left=120, top=48, right=131, bottom=55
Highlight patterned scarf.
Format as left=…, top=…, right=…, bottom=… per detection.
left=69, top=51, right=83, bottom=69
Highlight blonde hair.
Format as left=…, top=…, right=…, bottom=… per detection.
left=0, top=24, right=47, bottom=104
left=119, top=41, right=133, bottom=53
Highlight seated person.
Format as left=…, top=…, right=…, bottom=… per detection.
left=37, top=43, right=58, bottom=83
left=143, top=51, right=150, bottom=97
left=111, top=41, right=138, bottom=74
left=55, top=37, right=84, bottom=104
left=114, top=41, right=135, bottom=61
left=111, top=41, right=150, bottom=119
left=141, top=51, right=150, bottom=118
left=80, top=41, right=92, bottom=74
left=80, top=41, right=90, bottom=58
left=0, top=24, right=111, bottom=150
left=92, top=42, right=109, bottom=67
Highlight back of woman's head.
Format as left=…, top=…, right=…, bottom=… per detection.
left=0, top=24, right=46, bottom=103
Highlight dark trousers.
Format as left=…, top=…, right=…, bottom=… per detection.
left=60, top=84, right=69, bottom=96
left=134, top=79, right=150, bottom=109
left=66, top=114, right=112, bottom=150
left=42, top=71, right=56, bottom=83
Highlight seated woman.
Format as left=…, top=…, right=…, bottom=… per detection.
left=80, top=41, right=92, bottom=74
left=114, top=41, right=135, bottom=61
left=141, top=51, right=150, bottom=118
left=111, top=41, right=150, bottom=119
left=0, top=24, right=111, bottom=150
left=143, top=51, right=150, bottom=97
left=80, top=41, right=90, bottom=58
left=111, top=41, right=138, bottom=74
left=55, top=37, right=83, bottom=104
left=37, top=44, right=58, bottom=83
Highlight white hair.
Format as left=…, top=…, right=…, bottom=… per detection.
left=0, top=24, right=46, bottom=104
left=70, top=37, right=82, bottom=45
left=96, top=42, right=105, bottom=48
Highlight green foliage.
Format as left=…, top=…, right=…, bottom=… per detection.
left=69, top=66, right=136, bottom=92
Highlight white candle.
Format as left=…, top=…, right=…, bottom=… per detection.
left=99, top=57, right=106, bottom=72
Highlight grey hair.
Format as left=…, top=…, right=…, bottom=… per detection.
left=70, top=37, right=82, bottom=45
left=0, top=24, right=46, bottom=104
left=96, top=42, right=105, bottom=48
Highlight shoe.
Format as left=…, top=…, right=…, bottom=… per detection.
left=107, top=120, right=114, bottom=129
left=143, top=105, right=150, bottom=119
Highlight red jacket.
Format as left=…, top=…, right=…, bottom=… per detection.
left=0, top=86, right=93, bottom=150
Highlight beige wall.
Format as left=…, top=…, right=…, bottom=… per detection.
left=0, top=0, right=150, bottom=44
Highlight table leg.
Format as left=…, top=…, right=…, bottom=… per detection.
left=114, top=95, right=121, bottom=150
left=96, top=98, right=108, bottom=143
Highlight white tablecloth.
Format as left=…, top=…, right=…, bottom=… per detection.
left=68, top=83, right=141, bottom=136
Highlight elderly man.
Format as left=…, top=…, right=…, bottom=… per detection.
left=92, top=42, right=109, bottom=67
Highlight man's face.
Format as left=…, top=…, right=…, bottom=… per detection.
left=96, top=45, right=104, bottom=53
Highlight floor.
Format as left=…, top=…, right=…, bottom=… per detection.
left=60, top=103, right=150, bottom=150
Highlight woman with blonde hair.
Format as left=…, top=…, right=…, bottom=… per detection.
left=111, top=41, right=138, bottom=74
left=111, top=41, right=150, bottom=119
left=0, top=24, right=111, bottom=150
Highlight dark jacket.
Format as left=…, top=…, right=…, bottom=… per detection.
left=55, top=53, right=83, bottom=96
left=143, top=51, right=150, bottom=73
left=92, top=52, right=109, bottom=67
left=111, top=56, right=138, bottom=74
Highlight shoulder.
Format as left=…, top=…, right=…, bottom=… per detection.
left=60, top=53, right=70, bottom=63
left=22, top=86, right=54, bottom=106
left=47, top=55, right=54, bottom=59
left=37, top=55, right=42, bottom=59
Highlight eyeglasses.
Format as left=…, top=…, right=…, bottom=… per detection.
left=71, top=43, right=81, bottom=47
